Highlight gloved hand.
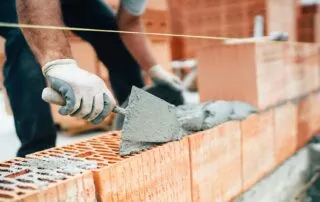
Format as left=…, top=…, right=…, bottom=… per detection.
left=42, top=59, right=116, bottom=124
left=148, top=64, right=182, bottom=91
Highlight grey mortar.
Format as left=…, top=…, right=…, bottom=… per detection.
left=121, top=86, right=185, bottom=143
left=176, top=100, right=257, bottom=133
left=0, top=156, right=97, bottom=190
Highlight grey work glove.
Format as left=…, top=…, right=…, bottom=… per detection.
left=148, top=64, right=182, bottom=91
left=42, top=59, right=116, bottom=124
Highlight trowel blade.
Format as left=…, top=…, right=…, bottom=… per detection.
left=121, top=86, right=185, bottom=143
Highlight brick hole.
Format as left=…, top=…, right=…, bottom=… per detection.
left=0, top=169, right=10, bottom=173
left=37, top=167, right=45, bottom=170
left=75, top=151, right=94, bottom=158
left=14, top=163, right=24, bottom=166
left=66, top=158, right=82, bottom=162
left=94, top=149, right=111, bottom=153
left=31, top=153, right=43, bottom=157
left=97, top=163, right=107, bottom=167
left=56, top=171, right=73, bottom=176
left=111, top=133, right=118, bottom=137
left=36, top=172, right=50, bottom=176
left=63, top=146, right=74, bottom=149
left=0, top=164, right=10, bottom=168
left=92, top=146, right=108, bottom=150
left=48, top=150, right=63, bottom=154
left=89, top=144, right=105, bottom=148
left=17, top=192, right=25, bottom=195
left=108, top=161, right=118, bottom=164
left=16, top=185, right=36, bottom=190
left=48, top=154, right=62, bottom=158
left=5, top=170, right=31, bottom=178
left=102, top=156, right=121, bottom=161
left=97, top=151, right=114, bottom=156
left=16, top=179, right=33, bottom=183
left=37, top=178, right=56, bottom=183
left=5, top=161, right=13, bottom=164
left=62, top=150, right=76, bottom=154
left=85, top=157, right=103, bottom=162
left=0, top=193, right=14, bottom=199
left=75, top=146, right=90, bottom=150
left=0, top=180, right=13, bottom=185
left=0, top=186, right=14, bottom=191
left=108, top=145, right=119, bottom=150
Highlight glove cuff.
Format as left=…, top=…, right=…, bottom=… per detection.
left=42, top=59, right=77, bottom=75
left=148, top=64, right=162, bottom=77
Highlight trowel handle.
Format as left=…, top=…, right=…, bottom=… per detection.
left=113, top=106, right=126, bottom=115
left=42, top=87, right=125, bottom=115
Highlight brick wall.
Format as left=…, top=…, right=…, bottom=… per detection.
left=0, top=88, right=319, bottom=201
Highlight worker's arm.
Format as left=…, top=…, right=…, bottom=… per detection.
left=16, top=0, right=116, bottom=124
left=16, top=0, right=72, bottom=65
left=118, top=0, right=182, bottom=91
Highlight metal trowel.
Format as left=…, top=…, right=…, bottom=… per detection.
left=42, top=86, right=185, bottom=154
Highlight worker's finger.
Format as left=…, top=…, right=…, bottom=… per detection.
left=91, top=93, right=112, bottom=125
left=42, top=87, right=65, bottom=106
left=47, top=76, right=78, bottom=115
left=85, top=93, right=104, bottom=122
left=71, top=95, right=94, bottom=119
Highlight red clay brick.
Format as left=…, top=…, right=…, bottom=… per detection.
left=274, top=103, right=298, bottom=164
left=308, top=92, right=320, bottom=136
left=197, top=42, right=285, bottom=110
left=189, top=121, right=242, bottom=202
left=241, top=110, right=275, bottom=191
left=297, top=95, right=314, bottom=148
left=28, top=132, right=192, bottom=202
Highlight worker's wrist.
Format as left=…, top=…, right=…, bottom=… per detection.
left=42, top=59, right=78, bottom=75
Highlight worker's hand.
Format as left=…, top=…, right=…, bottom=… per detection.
left=148, top=64, right=182, bottom=91
left=42, top=59, right=116, bottom=124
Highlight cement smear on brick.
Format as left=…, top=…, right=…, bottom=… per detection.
left=176, top=100, right=257, bottom=133
left=0, top=156, right=97, bottom=190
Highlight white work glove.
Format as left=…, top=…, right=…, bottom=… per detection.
left=42, top=59, right=116, bottom=124
left=148, top=64, right=182, bottom=91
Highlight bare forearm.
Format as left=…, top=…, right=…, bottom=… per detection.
left=118, top=8, right=157, bottom=71
left=16, top=0, right=72, bottom=66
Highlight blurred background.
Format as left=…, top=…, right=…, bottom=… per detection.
left=0, top=0, right=319, bottom=161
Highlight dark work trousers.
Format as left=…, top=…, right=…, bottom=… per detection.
left=0, top=0, right=144, bottom=157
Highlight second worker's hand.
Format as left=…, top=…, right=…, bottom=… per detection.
left=42, top=59, right=116, bottom=125
left=148, top=64, right=183, bottom=91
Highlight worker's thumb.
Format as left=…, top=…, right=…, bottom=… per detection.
left=42, top=87, right=65, bottom=106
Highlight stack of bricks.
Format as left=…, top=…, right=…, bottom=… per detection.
left=297, top=4, right=320, bottom=43
left=197, top=41, right=320, bottom=110
left=168, top=0, right=298, bottom=60
left=1, top=89, right=320, bottom=201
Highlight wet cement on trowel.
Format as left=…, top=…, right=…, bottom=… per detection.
left=120, top=93, right=257, bottom=155
left=120, top=86, right=186, bottom=156
left=0, top=155, right=97, bottom=190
